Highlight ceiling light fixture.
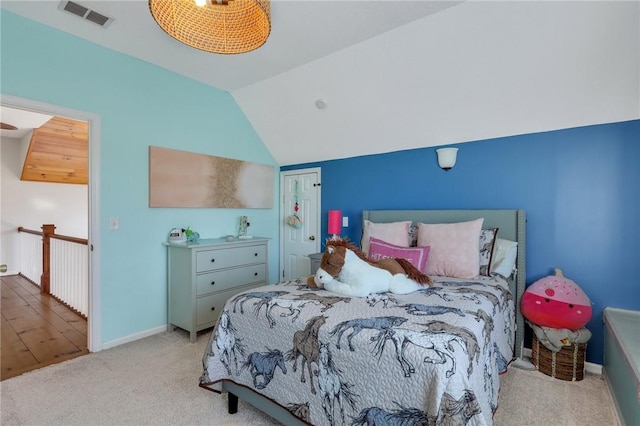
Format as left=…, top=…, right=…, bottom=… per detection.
left=149, top=0, right=271, bottom=55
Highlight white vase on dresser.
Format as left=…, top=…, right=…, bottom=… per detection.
left=164, top=237, right=269, bottom=342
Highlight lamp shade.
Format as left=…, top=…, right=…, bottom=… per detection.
left=436, top=147, right=458, bottom=170
left=149, top=0, right=271, bottom=55
left=328, top=210, right=342, bottom=236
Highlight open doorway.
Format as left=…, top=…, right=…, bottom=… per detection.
left=0, top=95, right=102, bottom=376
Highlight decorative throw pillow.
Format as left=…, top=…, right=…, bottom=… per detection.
left=409, top=224, right=418, bottom=247
left=417, top=218, right=484, bottom=279
left=361, top=220, right=411, bottom=255
left=491, top=238, right=518, bottom=278
left=479, top=228, right=499, bottom=276
left=368, top=237, right=430, bottom=273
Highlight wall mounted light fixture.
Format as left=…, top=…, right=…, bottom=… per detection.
left=328, top=210, right=342, bottom=239
left=436, top=147, right=459, bottom=171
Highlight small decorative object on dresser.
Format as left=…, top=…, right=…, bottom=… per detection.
left=238, top=216, right=252, bottom=239
left=164, top=237, right=269, bottom=342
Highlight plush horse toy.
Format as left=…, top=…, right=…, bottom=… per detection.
left=308, top=237, right=432, bottom=297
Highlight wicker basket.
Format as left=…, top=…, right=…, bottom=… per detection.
left=532, top=335, right=586, bottom=381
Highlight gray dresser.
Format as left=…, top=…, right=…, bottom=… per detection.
left=165, top=237, right=269, bottom=342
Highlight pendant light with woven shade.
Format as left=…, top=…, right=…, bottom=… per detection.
left=149, top=0, right=271, bottom=55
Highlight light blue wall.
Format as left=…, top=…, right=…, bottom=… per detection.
left=283, top=120, right=640, bottom=364
left=1, top=11, right=280, bottom=343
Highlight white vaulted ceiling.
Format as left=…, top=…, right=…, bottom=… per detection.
left=2, top=1, right=639, bottom=165
left=0, top=106, right=52, bottom=140
left=0, top=0, right=461, bottom=92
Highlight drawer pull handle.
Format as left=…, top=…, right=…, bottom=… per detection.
left=254, top=253, right=258, bottom=256
left=254, top=272, right=258, bottom=276
left=211, top=307, right=215, bottom=311
left=211, top=281, right=215, bottom=285
left=211, top=259, right=215, bottom=263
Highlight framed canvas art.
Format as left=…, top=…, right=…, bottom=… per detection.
left=149, top=146, right=274, bottom=208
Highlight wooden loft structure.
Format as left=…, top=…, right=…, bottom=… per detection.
left=21, top=116, right=88, bottom=185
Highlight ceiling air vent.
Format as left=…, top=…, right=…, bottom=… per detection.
left=58, top=1, right=113, bottom=27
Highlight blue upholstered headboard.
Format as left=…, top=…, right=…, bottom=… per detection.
left=362, top=209, right=526, bottom=360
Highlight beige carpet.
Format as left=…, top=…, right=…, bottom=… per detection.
left=1, top=330, right=618, bottom=426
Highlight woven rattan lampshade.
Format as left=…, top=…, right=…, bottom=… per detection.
left=149, top=0, right=270, bottom=55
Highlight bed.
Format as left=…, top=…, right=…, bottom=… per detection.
left=200, top=209, right=526, bottom=425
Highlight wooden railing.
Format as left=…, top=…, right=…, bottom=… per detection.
left=18, top=225, right=89, bottom=318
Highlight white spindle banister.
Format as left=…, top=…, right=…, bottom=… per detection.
left=17, top=226, right=88, bottom=317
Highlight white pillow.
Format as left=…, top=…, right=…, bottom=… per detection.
left=479, top=228, right=499, bottom=276
left=491, top=238, right=518, bottom=278
left=417, top=218, right=483, bottom=279
left=361, top=220, right=411, bottom=255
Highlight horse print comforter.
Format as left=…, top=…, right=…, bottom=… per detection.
left=200, top=275, right=515, bottom=425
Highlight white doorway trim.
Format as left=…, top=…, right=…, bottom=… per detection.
left=2, top=94, right=102, bottom=352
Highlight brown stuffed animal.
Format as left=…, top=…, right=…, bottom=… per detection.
left=306, top=238, right=431, bottom=291
left=306, top=275, right=318, bottom=288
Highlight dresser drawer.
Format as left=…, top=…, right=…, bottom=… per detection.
left=196, top=284, right=261, bottom=326
left=196, top=245, right=266, bottom=272
left=196, top=293, right=225, bottom=327
left=196, top=264, right=266, bottom=295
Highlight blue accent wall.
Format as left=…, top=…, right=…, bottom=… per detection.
left=1, top=11, right=280, bottom=344
left=283, top=120, right=640, bottom=364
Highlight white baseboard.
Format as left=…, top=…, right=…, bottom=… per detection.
left=101, top=325, right=168, bottom=351
left=523, top=347, right=602, bottom=375
left=1, top=270, right=20, bottom=277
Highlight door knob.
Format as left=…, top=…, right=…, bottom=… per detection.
left=309, top=235, right=315, bottom=241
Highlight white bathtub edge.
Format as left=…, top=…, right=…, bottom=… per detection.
left=603, top=370, right=626, bottom=426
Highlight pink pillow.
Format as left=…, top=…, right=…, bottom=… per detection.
left=361, top=220, right=411, bottom=255
left=368, top=237, right=430, bottom=273
left=417, top=218, right=483, bottom=279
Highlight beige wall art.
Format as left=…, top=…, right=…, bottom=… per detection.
left=149, top=146, right=274, bottom=208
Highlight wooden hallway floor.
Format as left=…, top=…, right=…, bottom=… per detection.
left=1, top=274, right=89, bottom=381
